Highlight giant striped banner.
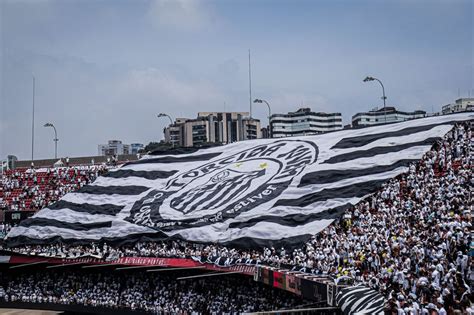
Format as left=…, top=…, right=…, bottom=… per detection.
left=6, top=112, right=473, bottom=247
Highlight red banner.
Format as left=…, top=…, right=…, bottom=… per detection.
left=273, top=270, right=285, bottom=289
left=207, top=264, right=255, bottom=275
left=6, top=255, right=255, bottom=275
left=117, top=257, right=198, bottom=267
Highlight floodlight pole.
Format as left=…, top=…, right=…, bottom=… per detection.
left=44, top=123, right=58, bottom=159
left=364, top=76, right=387, bottom=123
left=31, top=76, right=35, bottom=162
left=158, top=113, right=175, bottom=147
left=254, top=99, right=272, bottom=138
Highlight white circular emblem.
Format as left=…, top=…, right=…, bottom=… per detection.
left=128, top=140, right=318, bottom=230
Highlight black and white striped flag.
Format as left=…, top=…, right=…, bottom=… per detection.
left=6, top=112, right=473, bottom=247
left=336, top=285, right=385, bottom=315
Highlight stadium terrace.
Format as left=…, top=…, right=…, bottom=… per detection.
left=0, top=114, right=473, bottom=314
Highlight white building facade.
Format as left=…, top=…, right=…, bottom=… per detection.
left=98, top=140, right=130, bottom=156
left=270, top=108, right=343, bottom=138
left=164, top=112, right=262, bottom=147
left=352, top=107, right=426, bottom=128
left=442, top=98, right=474, bottom=115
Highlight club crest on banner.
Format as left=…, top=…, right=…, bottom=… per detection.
left=128, top=140, right=318, bottom=229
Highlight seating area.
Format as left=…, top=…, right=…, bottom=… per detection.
left=0, top=165, right=110, bottom=212
left=1, top=122, right=472, bottom=314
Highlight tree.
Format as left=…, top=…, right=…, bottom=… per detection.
left=141, top=141, right=171, bottom=153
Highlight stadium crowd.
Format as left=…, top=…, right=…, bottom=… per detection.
left=0, top=223, right=11, bottom=239
left=0, top=271, right=306, bottom=314
left=0, top=164, right=111, bottom=212
left=0, top=122, right=472, bottom=314
left=301, top=122, right=473, bottom=314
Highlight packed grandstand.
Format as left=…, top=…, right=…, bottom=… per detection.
left=0, top=117, right=472, bottom=314
left=0, top=270, right=308, bottom=314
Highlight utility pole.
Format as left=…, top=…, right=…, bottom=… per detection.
left=31, top=76, right=35, bottom=163
left=248, top=49, right=252, bottom=118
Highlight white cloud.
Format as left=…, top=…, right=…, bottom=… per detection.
left=0, top=50, right=232, bottom=159
left=147, top=0, right=214, bottom=31
left=117, top=67, right=224, bottom=110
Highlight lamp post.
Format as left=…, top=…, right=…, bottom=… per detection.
left=157, top=113, right=175, bottom=147
left=31, top=76, right=35, bottom=163
left=43, top=123, right=58, bottom=159
left=253, top=99, right=272, bottom=138
left=363, top=76, right=387, bottom=123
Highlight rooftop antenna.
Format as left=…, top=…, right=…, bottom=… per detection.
left=248, top=49, right=252, bottom=118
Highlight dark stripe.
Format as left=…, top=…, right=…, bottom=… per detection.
left=103, top=169, right=178, bottom=180
left=299, top=159, right=416, bottom=187
left=48, top=201, right=124, bottom=215
left=344, top=290, right=380, bottom=313
left=77, top=185, right=148, bottom=195
left=275, top=179, right=387, bottom=208
left=127, top=152, right=222, bottom=165
left=323, top=137, right=440, bottom=164
left=353, top=296, right=384, bottom=313
left=337, top=287, right=384, bottom=314
left=19, top=218, right=112, bottom=231
left=337, top=287, right=369, bottom=305
left=228, top=203, right=352, bottom=229
left=148, top=144, right=223, bottom=156
left=332, top=122, right=453, bottom=149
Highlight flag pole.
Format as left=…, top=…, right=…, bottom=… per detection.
left=31, top=76, right=35, bottom=163
left=248, top=49, right=252, bottom=118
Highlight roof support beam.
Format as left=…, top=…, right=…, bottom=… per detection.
left=9, top=261, right=49, bottom=269
left=176, top=271, right=242, bottom=280
left=146, top=266, right=206, bottom=272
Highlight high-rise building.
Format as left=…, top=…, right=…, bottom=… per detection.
left=162, top=118, right=188, bottom=147
left=442, top=98, right=474, bottom=115
left=270, top=108, right=343, bottom=138
left=98, top=140, right=130, bottom=156
left=242, top=116, right=261, bottom=140
left=163, top=112, right=262, bottom=147
left=352, top=107, right=426, bottom=128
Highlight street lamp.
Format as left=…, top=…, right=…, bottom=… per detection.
left=254, top=99, right=272, bottom=138
left=43, top=123, right=58, bottom=159
left=157, top=113, right=173, bottom=125
left=363, top=76, right=387, bottom=123
left=157, top=113, right=175, bottom=146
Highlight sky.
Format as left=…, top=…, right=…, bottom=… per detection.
left=0, top=0, right=472, bottom=160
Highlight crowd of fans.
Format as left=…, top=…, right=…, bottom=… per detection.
left=0, top=270, right=306, bottom=314
left=302, top=123, right=473, bottom=314
left=0, top=223, right=11, bottom=239
left=0, top=164, right=110, bottom=212
left=0, top=123, right=472, bottom=314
